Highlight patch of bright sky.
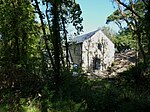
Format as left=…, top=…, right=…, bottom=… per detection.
left=76, top=0, right=120, bottom=34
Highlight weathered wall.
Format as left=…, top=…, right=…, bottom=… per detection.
left=81, top=30, right=115, bottom=73
left=69, top=30, right=115, bottom=74
left=69, top=43, right=82, bottom=66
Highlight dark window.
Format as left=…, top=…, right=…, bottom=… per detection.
left=74, top=46, right=79, bottom=54
left=74, top=47, right=76, bottom=54
left=98, top=43, right=102, bottom=50
left=93, top=57, right=100, bottom=70
left=74, top=47, right=78, bottom=54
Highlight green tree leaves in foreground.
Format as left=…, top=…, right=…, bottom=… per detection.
left=0, top=0, right=83, bottom=111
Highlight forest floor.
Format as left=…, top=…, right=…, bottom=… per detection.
left=89, top=50, right=136, bottom=79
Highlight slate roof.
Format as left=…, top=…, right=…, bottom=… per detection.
left=72, top=29, right=99, bottom=44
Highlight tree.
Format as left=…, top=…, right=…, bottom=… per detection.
left=115, top=29, right=136, bottom=52
left=0, top=0, right=41, bottom=70
left=100, top=26, right=116, bottom=41
left=0, top=1, right=46, bottom=110
left=33, top=0, right=83, bottom=87
left=107, top=0, right=150, bottom=64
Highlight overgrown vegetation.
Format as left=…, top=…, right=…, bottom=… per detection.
left=0, top=0, right=150, bottom=112
left=1, top=66, right=150, bottom=112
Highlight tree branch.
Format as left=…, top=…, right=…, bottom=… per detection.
left=115, top=0, right=142, bottom=19
left=141, top=0, right=148, bottom=8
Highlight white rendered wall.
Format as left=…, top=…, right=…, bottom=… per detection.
left=81, top=30, right=115, bottom=73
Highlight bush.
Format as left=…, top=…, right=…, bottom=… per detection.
left=1, top=62, right=150, bottom=112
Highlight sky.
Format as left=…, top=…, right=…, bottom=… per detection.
left=76, top=0, right=119, bottom=34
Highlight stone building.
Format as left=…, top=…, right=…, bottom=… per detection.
left=69, top=29, right=115, bottom=74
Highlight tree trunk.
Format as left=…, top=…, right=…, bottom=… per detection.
left=51, top=1, right=61, bottom=87
left=61, top=15, right=70, bottom=69
left=136, top=27, right=146, bottom=64
left=34, top=0, right=56, bottom=72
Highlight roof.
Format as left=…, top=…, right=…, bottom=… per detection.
left=72, top=29, right=99, bottom=44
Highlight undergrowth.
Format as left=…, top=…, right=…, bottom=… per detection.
left=1, top=62, right=150, bottom=112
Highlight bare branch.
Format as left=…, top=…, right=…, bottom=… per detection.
left=115, top=0, right=142, bottom=19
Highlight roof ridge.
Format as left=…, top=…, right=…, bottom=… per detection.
left=73, top=29, right=100, bottom=44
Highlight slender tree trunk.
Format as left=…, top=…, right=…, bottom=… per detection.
left=34, top=0, right=56, bottom=72
left=51, top=1, right=61, bottom=87
left=11, top=1, right=20, bottom=63
left=14, top=31, right=20, bottom=62
left=22, top=30, right=28, bottom=67
left=61, top=15, right=70, bottom=68
left=46, top=2, right=65, bottom=69
left=136, top=27, right=146, bottom=64
left=145, top=1, right=150, bottom=56
left=45, top=2, right=53, bottom=40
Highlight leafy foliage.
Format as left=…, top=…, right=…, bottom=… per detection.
left=114, top=28, right=136, bottom=52
left=107, top=0, right=150, bottom=64
left=100, top=26, right=116, bottom=41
